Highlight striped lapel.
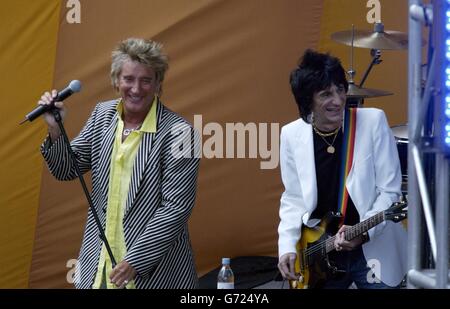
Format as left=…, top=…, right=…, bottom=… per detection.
left=124, top=101, right=164, bottom=215
left=99, top=111, right=118, bottom=202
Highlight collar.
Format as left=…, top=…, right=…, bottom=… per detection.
left=116, top=96, right=158, bottom=133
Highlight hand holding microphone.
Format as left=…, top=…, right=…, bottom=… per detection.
left=39, top=89, right=67, bottom=128
left=21, top=80, right=82, bottom=123
left=22, top=80, right=82, bottom=140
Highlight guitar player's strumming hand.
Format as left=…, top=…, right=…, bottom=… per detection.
left=334, top=225, right=363, bottom=251
left=278, top=252, right=299, bottom=280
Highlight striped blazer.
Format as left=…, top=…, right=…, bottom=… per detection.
left=41, top=99, right=200, bottom=288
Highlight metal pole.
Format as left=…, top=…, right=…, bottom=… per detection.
left=412, top=146, right=437, bottom=261
left=435, top=154, right=449, bottom=288
left=407, top=0, right=424, bottom=288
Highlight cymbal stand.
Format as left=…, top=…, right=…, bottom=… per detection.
left=346, top=25, right=363, bottom=107
left=359, top=22, right=384, bottom=87
left=359, top=49, right=382, bottom=87
left=347, top=25, right=356, bottom=85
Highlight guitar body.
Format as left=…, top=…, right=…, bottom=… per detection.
left=290, top=213, right=342, bottom=289
left=287, top=201, right=407, bottom=289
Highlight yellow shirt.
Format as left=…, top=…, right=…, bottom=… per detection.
left=93, top=97, right=157, bottom=289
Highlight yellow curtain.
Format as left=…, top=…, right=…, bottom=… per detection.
left=0, top=0, right=60, bottom=288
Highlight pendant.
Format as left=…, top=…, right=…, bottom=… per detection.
left=327, top=145, right=335, bottom=154
left=123, top=124, right=142, bottom=136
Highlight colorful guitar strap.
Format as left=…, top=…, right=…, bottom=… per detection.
left=337, top=107, right=357, bottom=225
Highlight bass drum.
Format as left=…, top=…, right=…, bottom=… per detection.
left=391, top=124, right=408, bottom=193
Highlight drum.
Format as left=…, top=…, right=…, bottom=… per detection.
left=391, top=125, right=408, bottom=181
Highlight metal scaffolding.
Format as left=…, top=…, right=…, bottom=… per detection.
left=407, top=0, right=450, bottom=289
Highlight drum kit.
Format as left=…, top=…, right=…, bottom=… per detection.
left=331, top=22, right=418, bottom=192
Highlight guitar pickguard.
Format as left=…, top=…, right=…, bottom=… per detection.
left=291, top=213, right=343, bottom=289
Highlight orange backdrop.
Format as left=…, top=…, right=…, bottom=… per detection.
left=0, top=0, right=409, bottom=288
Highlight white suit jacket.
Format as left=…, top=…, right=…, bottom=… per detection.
left=278, top=108, right=407, bottom=287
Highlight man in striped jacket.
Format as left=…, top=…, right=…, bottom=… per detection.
left=38, top=38, right=200, bottom=289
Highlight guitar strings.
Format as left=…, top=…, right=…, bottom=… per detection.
left=303, top=222, right=364, bottom=256
left=302, top=212, right=384, bottom=258
left=301, top=202, right=407, bottom=260
left=303, top=219, right=373, bottom=257
left=303, top=214, right=382, bottom=257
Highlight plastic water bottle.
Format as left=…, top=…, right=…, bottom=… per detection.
left=217, top=257, right=234, bottom=289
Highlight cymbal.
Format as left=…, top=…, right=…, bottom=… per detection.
left=331, top=29, right=409, bottom=50
left=346, top=83, right=393, bottom=98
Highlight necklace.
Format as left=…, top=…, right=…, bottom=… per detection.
left=313, top=125, right=340, bottom=154
left=312, top=125, right=340, bottom=137
left=123, top=124, right=142, bottom=136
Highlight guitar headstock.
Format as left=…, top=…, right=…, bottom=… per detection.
left=385, top=200, right=408, bottom=223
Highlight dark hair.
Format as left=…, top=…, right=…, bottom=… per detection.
left=289, top=49, right=348, bottom=122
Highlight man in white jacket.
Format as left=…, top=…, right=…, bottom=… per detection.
left=277, top=50, right=407, bottom=288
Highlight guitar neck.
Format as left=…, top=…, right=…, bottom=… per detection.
left=325, top=211, right=385, bottom=253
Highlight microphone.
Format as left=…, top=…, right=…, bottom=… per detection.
left=20, top=80, right=82, bottom=124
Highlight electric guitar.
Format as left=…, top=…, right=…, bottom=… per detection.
left=289, top=201, right=407, bottom=289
